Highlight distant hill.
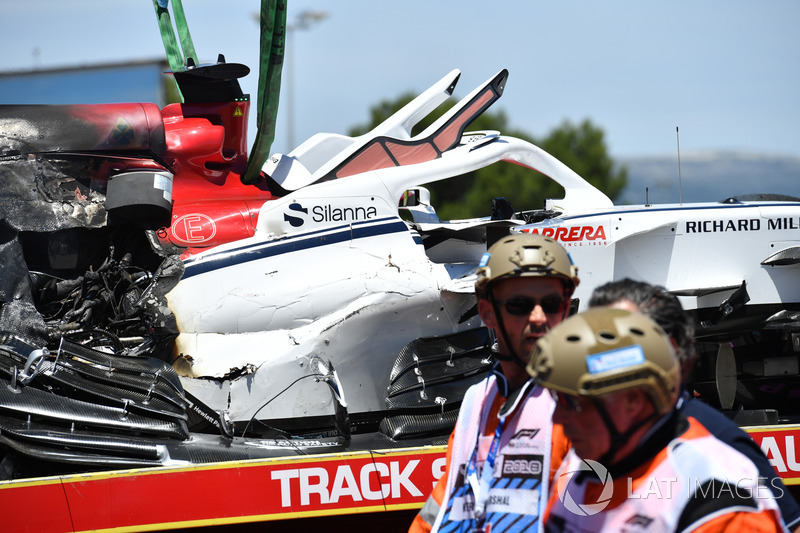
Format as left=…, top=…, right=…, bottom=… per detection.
left=615, top=151, right=800, bottom=205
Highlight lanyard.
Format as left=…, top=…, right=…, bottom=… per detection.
left=466, top=411, right=506, bottom=517
left=465, top=377, right=535, bottom=519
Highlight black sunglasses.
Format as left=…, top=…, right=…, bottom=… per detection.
left=498, top=295, right=567, bottom=316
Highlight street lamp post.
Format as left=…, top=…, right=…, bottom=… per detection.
left=286, top=10, right=328, bottom=151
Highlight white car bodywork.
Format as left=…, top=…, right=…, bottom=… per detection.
left=165, top=68, right=800, bottom=425
left=519, top=202, right=800, bottom=316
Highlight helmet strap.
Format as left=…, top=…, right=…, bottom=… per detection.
left=487, top=291, right=528, bottom=369
left=593, top=399, right=658, bottom=467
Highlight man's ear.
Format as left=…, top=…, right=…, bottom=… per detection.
left=669, top=337, right=679, bottom=353
left=478, top=299, right=497, bottom=329
left=624, top=388, right=653, bottom=418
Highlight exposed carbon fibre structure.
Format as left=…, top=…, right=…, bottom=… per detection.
left=386, top=328, right=493, bottom=410
left=0, top=332, right=446, bottom=476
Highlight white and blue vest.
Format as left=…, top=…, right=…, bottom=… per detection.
left=432, top=374, right=554, bottom=533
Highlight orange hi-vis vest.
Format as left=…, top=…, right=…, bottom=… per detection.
left=545, top=416, right=785, bottom=533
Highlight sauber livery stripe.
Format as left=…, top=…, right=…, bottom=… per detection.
left=182, top=217, right=409, bottom=279
left=540, top=202, right=800, bottom=222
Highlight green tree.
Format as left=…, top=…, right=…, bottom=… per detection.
left=349, top=95, right=627, bottom=220
left=540, top=119, right=628, bottom=203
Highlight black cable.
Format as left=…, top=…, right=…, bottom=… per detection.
left=240, top=373, right=325, bottom=439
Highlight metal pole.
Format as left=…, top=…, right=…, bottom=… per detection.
left=285, top=11, right=328, bottom=152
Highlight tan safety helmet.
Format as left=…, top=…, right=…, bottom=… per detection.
left=526, top=307, right=680, bottom=415
left=475, top=233, right=579, bottom=298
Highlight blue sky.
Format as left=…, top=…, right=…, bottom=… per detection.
left=1, top=1, right=798, bottom=160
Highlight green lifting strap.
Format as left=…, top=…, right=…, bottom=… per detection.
left=153, top=0, right=182, bottom=74
left=241, top=0, right=287, bottom=185
left=170, top=0, right=198, bottom=67
left=152, top=0, right=199, bottom=102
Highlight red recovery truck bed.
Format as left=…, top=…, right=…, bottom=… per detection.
left=2, top=425, right=800, bottom=532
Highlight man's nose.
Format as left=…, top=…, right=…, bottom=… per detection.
left=528, top=304, right=547, bottom=322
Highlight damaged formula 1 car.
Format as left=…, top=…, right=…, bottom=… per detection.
left=0, top=52, right=799, bottom=480
left=0, top=62, right=508, bottom=478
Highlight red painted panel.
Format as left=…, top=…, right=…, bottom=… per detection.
left=0, top=479, right=74, bottom=532
left=0, top=447, right=448, bottom=531
left=746, top=425, right=800, bottom=485
left=0, top=428, right=797, bottom=532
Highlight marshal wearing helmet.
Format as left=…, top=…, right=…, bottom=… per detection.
left=474, top=233, right=579, bottom=369
left=528, top=307, right=679, bottom=417
left=528, top=307, right=784, bottom=532
left=411, top=233, right=578, bottom=533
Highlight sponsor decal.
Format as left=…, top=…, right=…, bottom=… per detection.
left=171, top=213, right=217, bottom=244
left=686, top=217, right=800, bottom=233
left=686, top=219, right=761, bottom=233
left=311, top=204, right=378, bottom=223
left=767, top=217, right=800, bottom=230
left=283, top=202, right=308, bottom=227
left=270, top=453, right=446, bottom=508
left=749, top=426, right=800, bottom=480
left=283, top=201, right=379, bottom=228
left=244, top=439, right=339, bottom=448
left=525, top=226, right=607, bottom=246
left=109, top=117, right=135, bottom=145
